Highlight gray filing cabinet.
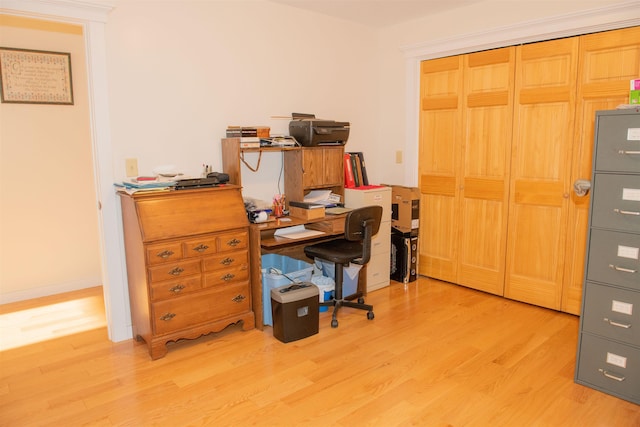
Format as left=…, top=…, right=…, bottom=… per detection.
left=575, top=108, right=640, bottom=404
left=345, top=186, right=392, bottom=292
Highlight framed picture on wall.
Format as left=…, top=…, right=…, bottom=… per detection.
left=0, top=47, right=74, bottom=105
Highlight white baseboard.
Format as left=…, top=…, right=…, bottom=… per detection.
left=0, top=278, right=102, bottom=305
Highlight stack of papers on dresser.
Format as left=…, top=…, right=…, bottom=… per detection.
left=274, top=225, right=325, bottom=239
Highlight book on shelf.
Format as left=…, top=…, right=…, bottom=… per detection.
left=345, top=152, right=370, bottom=187
left=239, top=139, right=260, bottom=148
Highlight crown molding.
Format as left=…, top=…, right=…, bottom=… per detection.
left=1, top=0, right=113, bottom=23
left=401, top=1, right=640, bottom=60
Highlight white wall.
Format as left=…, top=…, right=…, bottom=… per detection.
left=0, top=16, right=102, bottom=303
left=105, top=0, right=379, bottom=202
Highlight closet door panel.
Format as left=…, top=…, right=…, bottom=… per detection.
left=564, top=26, right=640, bottom=314
left=505, top=38, right=578, bottom=310
left=457, top=47, right=515, bottom=295
left=419, top=56, right=463, bottom=283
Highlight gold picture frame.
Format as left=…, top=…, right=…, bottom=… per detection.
left=0, top=47, right=74, bottom=105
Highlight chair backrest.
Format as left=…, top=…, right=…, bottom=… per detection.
left=344, top=205, right=383, bottom=265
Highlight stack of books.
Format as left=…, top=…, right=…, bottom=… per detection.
left=226, top=126, right=270, bottom=148
left=344, top=152, right=369, bottom=188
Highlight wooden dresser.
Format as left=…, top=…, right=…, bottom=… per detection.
left=119, top=186, right=254, bottom=359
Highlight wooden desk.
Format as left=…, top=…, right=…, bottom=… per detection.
left=250, top=213, right=364, bottom=330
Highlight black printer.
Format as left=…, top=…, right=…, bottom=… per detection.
left=289, top=113, right=350, bottom=146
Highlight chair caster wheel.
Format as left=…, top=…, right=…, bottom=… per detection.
left=358, top=297, right=365, bottom=304
left=331, top=319, right=339, bottom=328
left=367, top=311, right=374, bottom=320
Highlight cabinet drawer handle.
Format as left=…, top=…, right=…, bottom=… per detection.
left=157, top=250, right=175, bottom=259
left=608, top=264, right=637, bottom=274
left=160, top=313, right=176, bottom=321
left=618, top=150, right=640, bottom=155
left=227, top=238, right=241, bottom=247
left=169, top=284, right=185, bottom=294
left=222, top=273, right=235, bottom=281
left=613, top=208, right=640, bottom=216
left=169, top=267, right=185, bottom=276
left=603, top=318, right=632, bottom=329
left=221, top=257, right=235, bottom=265
left=193, top=244, right=209, bottom=253
left=232, top=294, right=246, bottom=303
left=599, top=369, right=625, bottom=382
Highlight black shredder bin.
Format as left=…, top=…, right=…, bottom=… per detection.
left=271, top=283, right=319, bottom=343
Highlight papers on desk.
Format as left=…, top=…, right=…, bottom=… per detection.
left=273, top=225, right=325, bottom=239
left=304, top=190, right=341, bottom=207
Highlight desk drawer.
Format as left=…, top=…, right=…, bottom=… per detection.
left=577, top=334, right=640, bottom=402
left=217, top=230, right=249, bottom=252
left=203, top=250, right=249, bottom=272
left=203, top=265, right=249, bottom=287
left=146, top=242, right=182, bottom=265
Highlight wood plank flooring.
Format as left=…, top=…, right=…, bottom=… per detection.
left=1, top=278, right=638, bottom=426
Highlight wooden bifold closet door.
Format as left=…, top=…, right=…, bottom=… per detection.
left=419, top=26, right=640, bottom=314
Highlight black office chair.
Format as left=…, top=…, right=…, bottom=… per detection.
left=304, top=205, right=383, bottom=328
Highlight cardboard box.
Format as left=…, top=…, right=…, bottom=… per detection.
left=383, top=184, right=420, bottom=234
left=288, top=205, right=325, bottom=220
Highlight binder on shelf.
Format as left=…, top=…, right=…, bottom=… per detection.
left=350, top=154, right=360, bottom=187
left=344, top=153, right=356, bottom=188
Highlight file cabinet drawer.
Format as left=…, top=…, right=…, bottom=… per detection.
left=577, top=334, right=640, bottom=402
left=594, top=113, right=640, bottom=173
left=587, top=229, right=640, bottom=290
left=591, top=173, right=640, bottom=233
left=582, top=282, right=639, bottom=345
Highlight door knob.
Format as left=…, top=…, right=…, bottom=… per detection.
left=573, top=179, right=591, bottom=197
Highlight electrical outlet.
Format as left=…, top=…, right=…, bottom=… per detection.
left=125, top=158, right=138, bottom=177
left=395, top=150, right=403, bottom=164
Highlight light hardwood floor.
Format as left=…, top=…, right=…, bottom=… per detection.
left=1, top=278, right=638, bottom=426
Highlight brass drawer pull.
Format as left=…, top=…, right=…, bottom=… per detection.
left=603, top=318, right=631, bottom=329
left=608, top=264, right=637, bottom=274
left=157, top=250, right=175, bottom=259
left=613, top=208, right=640, bottom=216
left=221, top=257, right=235, bottom=265
left=599, top=369, right=625, bottom=382
left=193, top=244, right=209, bottom=253
left=232, top=294, right=246, bottom=303
left=160, top=313, right=176, bottom=321
left=227, top=238, right=241, bottom=247
left=169, top=267, right=185, bottom=276
left=169, top=284, right=185, bottom=294
left=222, top=273, right=235, bottom=281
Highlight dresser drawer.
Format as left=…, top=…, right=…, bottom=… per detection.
left=582, top=282, right=640, bottom=345
left=587, top=229, right=640, bottom=290
left=576, top=334, right=640, bottom=402
left=181, top=236, right=218, bottom=258
left=203, top=265, right=249, bottom=287
left=217, top=230, right=248, bottom=252
left=152, top=282, right=251, bottom=335
left=146, top=242, right=182, bottom=265
left=149, top=275, right=202, bottom=301
left=591, top=173, right=640, bottom=233
left=147, top=259, right=201, bottom=283
left=203, top=250, right=248, bottom=271
left=594, top=113, right=640, bottom=173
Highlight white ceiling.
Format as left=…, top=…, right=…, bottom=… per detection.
left=267, top=0, right=485, bottom=28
